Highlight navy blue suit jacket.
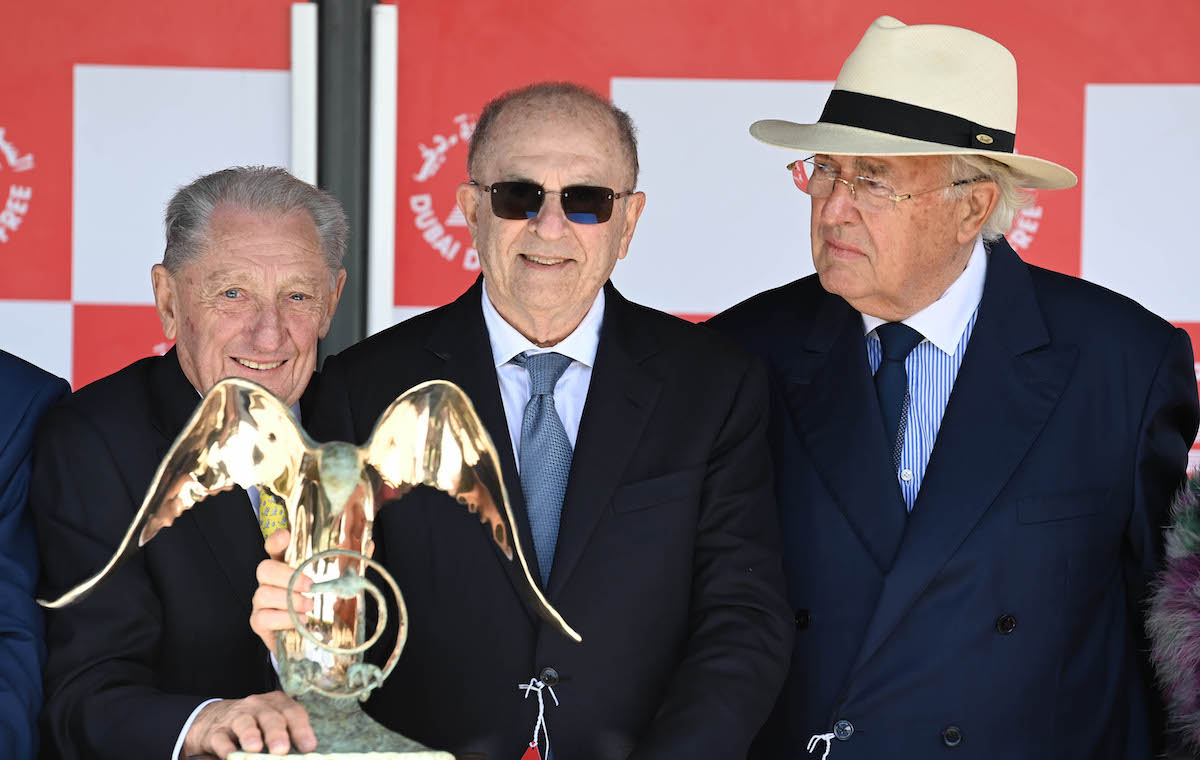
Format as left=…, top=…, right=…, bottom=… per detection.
left=709, top=238, right=1200, bottom=759
left=0, top=350, right=68, bottom=759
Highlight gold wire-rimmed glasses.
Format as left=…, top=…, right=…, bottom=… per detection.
left=786, top=156, right=989, bottom=213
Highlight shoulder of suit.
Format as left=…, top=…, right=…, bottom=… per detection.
left=325, top=302, right=450, bottom=371
left=0, top=350, right=68, bottom=410
left=613, top=296, right=757, bottom=367
left=43, top=353, right=160, bottom=435
left=0, top=351, right=69, bottom=453
left=707, top=274, right=824, bottom=333
left=1025, top=264, right=1181, bottom=348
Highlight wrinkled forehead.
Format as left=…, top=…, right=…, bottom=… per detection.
left=186, top=207, right=332, bottom=282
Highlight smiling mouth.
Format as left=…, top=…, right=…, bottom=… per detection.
left=521, top=254, right=568, bottom=266
left=233, top=358, right=286, bottom=371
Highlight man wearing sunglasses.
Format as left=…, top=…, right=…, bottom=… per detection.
left=250, top=82, right=792, bottom=759
left=710, top=16, right=1199, bottom=760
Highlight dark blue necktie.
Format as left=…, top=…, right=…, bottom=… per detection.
left=512, top=351, right=574, bottom=588
left=874, top=322, right=924, bottom=469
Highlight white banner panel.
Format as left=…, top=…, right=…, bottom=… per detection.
left=73, top=65, right=290, bottom=305
left=1082, top=84, right=1200, bottom=322
left=611, top=78, right=831, bottom=316
left=0, top=300, right=72, bottom=380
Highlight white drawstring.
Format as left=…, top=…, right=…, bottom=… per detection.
left=808, top=732, right=836, bottom=759
left=518, top=677, right=559, bottom=758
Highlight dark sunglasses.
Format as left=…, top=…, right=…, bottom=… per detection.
left=470, top=180, right=634, bottom=224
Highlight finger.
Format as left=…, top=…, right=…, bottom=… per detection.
left=251, top=609, right=305, bottom=635
left=281, top=700, right=318, bottom=753
left=210, top=730, right=238, bottom=759
left=256, top=559, right=311, bottom=593
left=255, top=708, right=292, bottom=755
left=265, top=528, right=291, bottom=561
left=230, top=712, right=265, bottom=753
left=253, top=585, right=313, bottom=615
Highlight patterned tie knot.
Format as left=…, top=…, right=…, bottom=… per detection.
left=514, top=351, right=573, bottom=396
left=258, top=488, right=288, bottom=540
left=876, top=322, right=924, bottom=362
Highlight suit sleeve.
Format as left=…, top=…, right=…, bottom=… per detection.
left=32, top=405, right=211, bottom=760
left=629, top=356, right=794, bottom=760
left=0, top=374, right=68, bottom=760
left=1128, top=327, right=1200, bottom=753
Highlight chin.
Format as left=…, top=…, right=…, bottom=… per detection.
left=818, top=269, right=869, bottom=300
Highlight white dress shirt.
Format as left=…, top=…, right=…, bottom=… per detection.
left=863, top=236, right=987, bottom=510
left=481, top=278, right=603, bottom=469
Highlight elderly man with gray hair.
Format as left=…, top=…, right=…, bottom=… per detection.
left=32, top=166, right=346, bottom=759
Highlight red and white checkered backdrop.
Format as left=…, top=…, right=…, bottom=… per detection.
left=4, top=0, right=1199, bottom=462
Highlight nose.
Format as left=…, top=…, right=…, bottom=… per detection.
left=818, top=176, right=860, bottom=225
left=529, top=192, right=569, bottom=240
left=251, top=299, right=285, bottom=352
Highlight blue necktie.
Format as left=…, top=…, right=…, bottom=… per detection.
left=512, top=352, right=574, bottom=588
left=874, top=323, right=924, bottom=470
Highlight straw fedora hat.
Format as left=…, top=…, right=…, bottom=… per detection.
left=751, top=16, right=1077, bottom=190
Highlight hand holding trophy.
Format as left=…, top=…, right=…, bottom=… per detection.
left=40, top=377, right=580, bottom=758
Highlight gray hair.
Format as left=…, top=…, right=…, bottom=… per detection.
left=467, top=82, right=640, bottom=188
left=945, top=154, right=1036, bottom=242
left=162, top=166, right=348, bottom=274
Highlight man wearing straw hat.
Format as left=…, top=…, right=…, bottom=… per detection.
left=710, top=15, right=1200, bottom=759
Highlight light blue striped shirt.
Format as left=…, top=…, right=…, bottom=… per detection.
left=865, top=238, right=987, bottom=511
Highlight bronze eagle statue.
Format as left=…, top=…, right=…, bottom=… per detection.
left=38, top=377, right=581, bottom=659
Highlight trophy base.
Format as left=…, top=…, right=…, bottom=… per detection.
left=228, top=692, right=454, bottom=760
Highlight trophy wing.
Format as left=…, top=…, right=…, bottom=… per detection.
left=363, top=379, right=581, bottom=642
left=39, top=377, right=312, bottom=608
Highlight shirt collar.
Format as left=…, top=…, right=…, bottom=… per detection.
left=481, top=278, right=604, bottom=368
left=862, top=236, right=987, bottom=356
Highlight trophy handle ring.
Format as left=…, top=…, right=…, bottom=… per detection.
left=286, top=549, right=408, bottom=680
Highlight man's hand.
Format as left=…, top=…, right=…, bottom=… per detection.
left=250, top=530, right=313, bottom=652
left=181, top=691, right=317, bottom=757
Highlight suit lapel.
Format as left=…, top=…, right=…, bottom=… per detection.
left=147, top=350, right=266, bottom=612
left=783, top=291, right=907, bottom=573
left=424, top=279, right=543, bottom=609
left=848, top=239, right=1078, bottom=676
left=547, top=284, right=660, bottom=599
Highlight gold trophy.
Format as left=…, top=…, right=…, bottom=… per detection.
left=40, top=377, right=581, bottom=759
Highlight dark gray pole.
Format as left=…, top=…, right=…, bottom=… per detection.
left=316, top=0, right=373, bottom=364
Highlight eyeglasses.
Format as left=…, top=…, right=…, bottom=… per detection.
left=786, top=157, right=988, bottom=214
left=469, top=180, right=634, bottom=224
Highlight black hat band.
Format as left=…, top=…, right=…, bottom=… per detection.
left=819, top=89, right=1016, bottom=153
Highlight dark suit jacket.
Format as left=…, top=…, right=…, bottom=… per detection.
left=0, top=351, right=69, bottom=759
left=309, top=279, right=792, bottom=760
left=32, top=350, right=314, bottom=760
left=709, top=237, right=1200, bottom=759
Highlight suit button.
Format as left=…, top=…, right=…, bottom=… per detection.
left=794, top=609, right=810, bottom=630
left=942, top=726, right=962, bottom=747
left=833, top=720, right=854, bottom=741
left=538, top=666, right=559, bottom=686
left=995, top=614, right=1017, bottom=635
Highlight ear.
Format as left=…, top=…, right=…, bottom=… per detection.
left=956, top=181, right=1001, bottom=244
left=319, top=268, right=349, bottom=338
left=151, top=264, right=179, bottom=340
left=456, top=182, right=482, bottom=241
left=615, top=191, right=647, bottom=261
